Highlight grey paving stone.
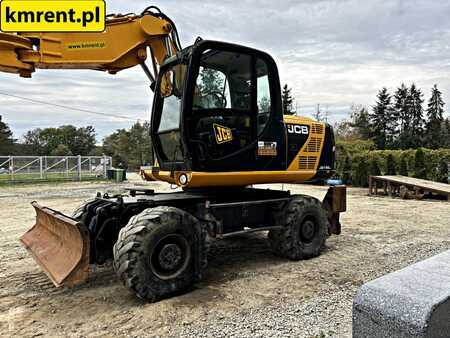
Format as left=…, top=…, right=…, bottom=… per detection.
left=353, top=250, right=450, bottom=338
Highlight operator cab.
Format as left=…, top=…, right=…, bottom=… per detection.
left=151, top=40, right=286, bottom=173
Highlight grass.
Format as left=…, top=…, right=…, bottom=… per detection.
left=0, top=172, right=106, bottom=185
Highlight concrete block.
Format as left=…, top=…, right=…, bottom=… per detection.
left=353, top=250, right=450, bottom=338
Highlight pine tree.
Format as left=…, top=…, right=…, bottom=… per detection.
left=394, top=84, right=412, bottom=149
left=341, top=156, right=352, bottom=185
left=370, top=88, right=396, bottom=149
left=282, top=84, right=295, bottom=115
left=0, top=115, right=15, bottom=154
left=409, top=84, right=425, bottom=148
left=425, top=85, right=445, bottom=149
left=414, top=148, right=427, bottom=179
left=399, top=156, right=408, bottom=176
left=385, top=154, right=397, bottom=175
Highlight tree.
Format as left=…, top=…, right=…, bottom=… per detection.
left=0, top=115, right=15, bottom=154
left=24, top=125, right=96, bottom=155
left=103, top=129, right=131, bottom=168
left=334, top=105, right=372, bottom=140
left=51, top=144, right=72, bottom=156
left=414, top=148, right=427, bottom=179
left=23, top=128, right=44, bottom=154
left=350, top=105, right=371, bottom=139
left=103, top=121, right=152, bottom=170
left=128, top=121, right=153, bottom=168
left=370, top=88, right=396, bottom=149
left=399, top=156, right=408, bottom=176
left=425, top=85, right=445, bottom=149
left=385, top=154, right=397, bottom=175
left=393, top=84, right=411, bottom=149
left=393, top=83, right=426, bottom=149
left=409, top=84, right=425, bottom=148
left=258, top=96, right=271, bottom=113
left=333, top=120, right=353, bottom=140
left=66, top=125, right=96, bottom=155
left=436, top=159, right=448, bottom=184
left=198, top=68, right=224, bottom=93
left=282, top=84, right=295, bottom=115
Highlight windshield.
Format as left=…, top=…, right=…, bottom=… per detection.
left=194, top=50, right=252, bottom=111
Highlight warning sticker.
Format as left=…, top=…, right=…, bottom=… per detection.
left=258, top=141, right=277, bottom=156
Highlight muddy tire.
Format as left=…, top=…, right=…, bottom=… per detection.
left=268, top=195, right=328, bottom=260
left=113, top=206, right=207, bottom=302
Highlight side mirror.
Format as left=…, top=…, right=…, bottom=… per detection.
left=160, top=70, right=174, bottom=97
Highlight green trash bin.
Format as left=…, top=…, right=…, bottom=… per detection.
left=115, top=169, right=125, bottom=182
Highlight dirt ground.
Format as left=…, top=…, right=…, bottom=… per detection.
left=0, top=175, right=449, bottom=337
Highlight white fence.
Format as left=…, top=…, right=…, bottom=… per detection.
left=0, top=155, right=112, bottom=183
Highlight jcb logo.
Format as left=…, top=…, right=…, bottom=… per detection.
left=287, top=124, right=309, bottom=135
left=213, top=124, right=233, bottom=144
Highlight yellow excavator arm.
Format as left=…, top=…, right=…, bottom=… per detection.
left=0, top=7, right=180, bottom=79
left=1, top=7, right=182, bottom=288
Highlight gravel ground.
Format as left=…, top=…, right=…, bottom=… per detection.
left=0, top=175, right=449, bottom=337
left=179, top=241, right=449, bottom=338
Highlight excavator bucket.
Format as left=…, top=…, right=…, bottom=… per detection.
left=20, top=202, right=90, bottom=287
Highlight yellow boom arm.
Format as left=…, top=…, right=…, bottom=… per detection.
left=2, top=7, right=182, bottom=289
left=0, top=9, right=179, bottom=78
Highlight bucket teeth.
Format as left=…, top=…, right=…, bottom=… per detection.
left=20, top=202, right=90, bottom=287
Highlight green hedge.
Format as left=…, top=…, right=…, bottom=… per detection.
left=336, top=142, right=450, bottom=186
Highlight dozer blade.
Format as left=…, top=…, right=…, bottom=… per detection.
left=20, top=202, right=90, bottom=287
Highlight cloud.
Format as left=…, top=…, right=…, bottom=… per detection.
left=1, top=0, right=449, bottom=141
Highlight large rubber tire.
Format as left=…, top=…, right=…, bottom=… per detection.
left=113, top=206, right=207, bottom=302
left=268, top=195, right=328, bottom=260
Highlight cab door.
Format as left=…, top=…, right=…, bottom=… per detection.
left=151, top=61, right=188, bottom=172
left=184, top=41, right=286, bottom=172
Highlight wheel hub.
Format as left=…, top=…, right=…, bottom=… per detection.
left=158, top=243, right=182, bottom=271
left=149, top=233, right=191, bottom=280
left=300, top=219, right=316, bottom=242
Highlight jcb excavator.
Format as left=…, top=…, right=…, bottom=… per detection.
left=0, top=6, right=346, bottom=302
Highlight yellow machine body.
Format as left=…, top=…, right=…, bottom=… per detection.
left=144, top=116, right=330, bottom=188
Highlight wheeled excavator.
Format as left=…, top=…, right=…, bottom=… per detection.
left=0, top=6, right=346, bottom=302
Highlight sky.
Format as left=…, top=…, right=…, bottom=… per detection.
left=1, top=0, right=450, bottom=142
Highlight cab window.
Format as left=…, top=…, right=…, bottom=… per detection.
left=194, top=67, right=231, bottom=109
left=156, top=63, right=186, bottom=162
left=189, top=50, right=273, bottom=162
left=256, top=58, right=271, bottom=134
left=158, top=64, right=186, bottom=132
